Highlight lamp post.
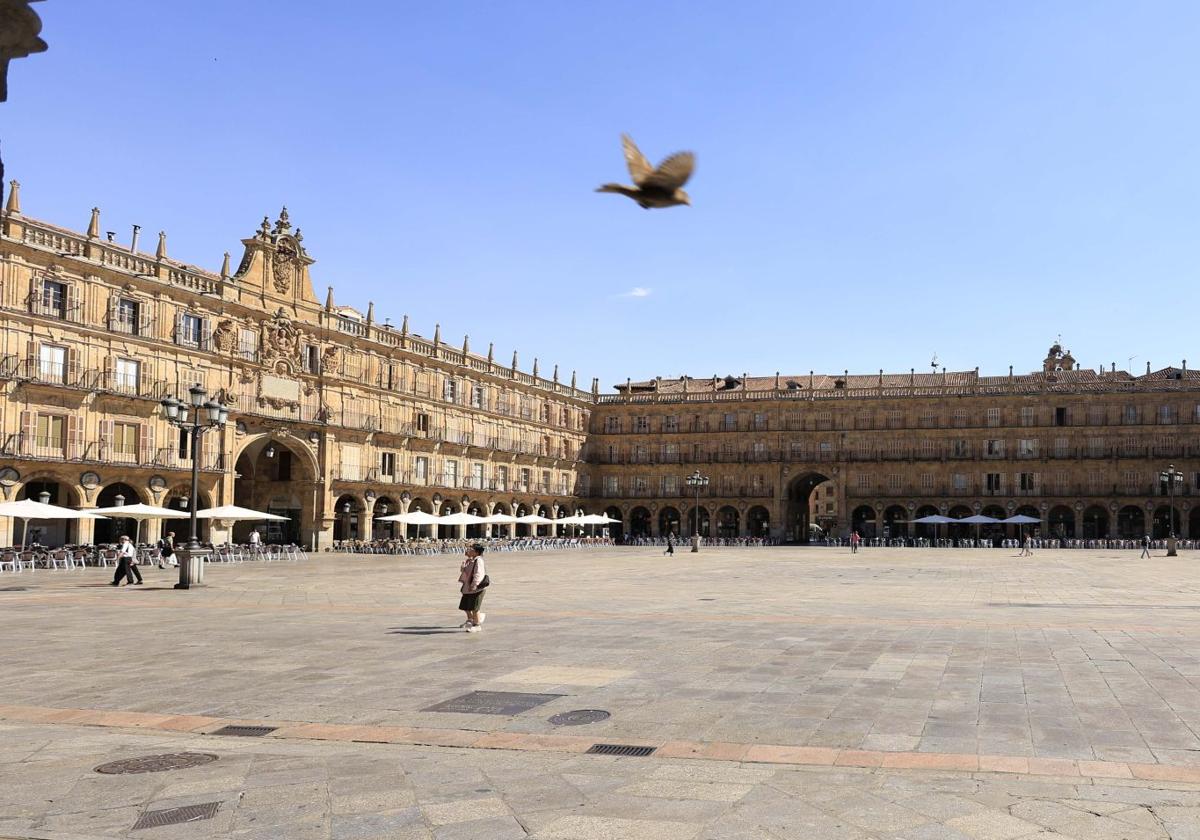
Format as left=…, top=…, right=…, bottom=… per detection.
left=1160, top=464, right=1184, bottom=557
left=160, top=384, right=229, bottom=589
left=686, top=469, right=709, bottom=553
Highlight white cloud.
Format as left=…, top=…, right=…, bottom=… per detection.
left=620, top=287, right=652, bottom=298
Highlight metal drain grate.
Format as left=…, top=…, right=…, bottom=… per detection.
left=96, top=753, right=218, bottom=775
left=586, top=743, right=655, bottom=757
left=211, top=725, right=276, bottom=737
left=131, top=801, right=220, bottom=830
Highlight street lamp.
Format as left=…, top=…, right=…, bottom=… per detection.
left=685, top=469, right=709, bottom=553
left=160, top=383, right=229, bottom=589
left=1160, top=464, right=1184, bottom=557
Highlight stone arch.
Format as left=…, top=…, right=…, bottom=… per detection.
left=785, top=471, right=832, bottom=543
left=1191, top=507, right=1200, bottom=541
left=1048, top=504, right=1075, bottom=539
left=747, top=505, right=770, bottom=537
left=685, top=505, right=710, bottom=538
left=16, top=477, right=82, bottom=546
left=333, top=493, right=363, bottom=542
left=465, top=499, right=487, bottom=539
left=604, top=505, right=624, bottom=542
left=94, top=482, right=144, bottom=544
left=161, top=485, right=215, bottom=545
left=658, top=506, right=681, bottom=538
left=373, top=494, right=401, bottom=540
left=851, top=504, right=877, bottom=538
left=1152, top=504, right=1181, bottom=539
left=883, top=504, right=908, bottom=539
left=1082, top=505, right=1109, bottom=539
left=1117, top=505, right=1145, bottom=539
left=716, top=505, right=739, bottom=538
left=535, top=503, right=553, bottom=537
left=629, top=506, right=652, bottom=538
left=914, top=504, right=939, bottom=539
left=233, top=434, right=316, bottom=545
left=947, top=504, right=972, bottom=540
left=980, top=504, right=1006, bottom=541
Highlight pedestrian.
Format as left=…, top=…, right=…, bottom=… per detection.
left=111, top=535, right=142, bottom=586
left=249, top=529, right=261, bottom=551
left=157, top=531, right=176, bottom=568
left=664, top=531, right=675, bottom=556
left=1022, top=534, right=1033, bottom=556
left=458, top=542, right=488, bottom=632
left=1140, top=534, right=1151, bottom=559
left=850, top=530, right=861, bottom=554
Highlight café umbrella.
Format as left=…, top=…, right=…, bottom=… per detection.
left=0, top=499, right=107, bottom=552
left=90, top=502, right=181, bottom=546
left=376, top=509, right=439, bottom=538
left=912, top=513, right=953, bottom=543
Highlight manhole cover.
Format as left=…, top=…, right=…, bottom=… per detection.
left=96, top=753, right=219, bottom=775
left=549, top=709, right=611, bottom=726
left=211, top=725, right=277, bottom=737
left=423, top=691, right=564, bottom=715
left=131, top=801, right=220, bottom=830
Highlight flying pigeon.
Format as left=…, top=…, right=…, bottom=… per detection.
left=596, top=134, right=694, bottom=209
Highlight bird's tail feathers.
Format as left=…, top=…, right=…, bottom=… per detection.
left=595, top=183, right=629, bottom=194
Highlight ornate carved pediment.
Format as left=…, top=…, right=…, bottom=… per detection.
left=213, top=319, right=238, bottom=354
left=272, top=238, right=297, bottom=294
left=262, top=308, right=301, bottom=367
left=321, top=346, right=340, bottom=374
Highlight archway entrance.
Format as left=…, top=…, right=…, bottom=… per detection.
left=851, top=505, right=877, bottom=539
left=162, top=487, right=211, bottom=545
left=94, top=483, right=143, bottom=544
left=747, top=506, right=770, bottom=537
left=914, top=505, right=939, bottom=540
left=333, top=494, right=361, bottom=542
left=883, top=505, right=908, bottom=540
left=685, top=506, right=710, bottom=539
left=981, top=505, right=1006, bottom=543
left=658, top=506, right=681, bottom=538
left=234, top=437, right=313, bottom=545
left=1153, top=505, right=1181, bottom=539
left=629, top=507, right=651, bottom=538
left=17, top=481, right=81, bottom=546
left=1082, top=505, right=1109, bottom=539
left=374, top=496, right=400, bottom=540
left=1117, top=505, right=1145, bottom=539
left=785, top=472, right=831, bottom=543
left=1048, top=505, right=1075, bottom=539
left=716, top=506, right=739, bottom=538
left=604, top=506, right=624, bottom=542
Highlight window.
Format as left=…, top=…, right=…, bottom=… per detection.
left=1159, top=405, right=1177, bottom=424
left=559, top=473, right=571, bottom=494
left=443, top=459, right=459, bottom=487
left=722, top=413, right=737, bottom=431
left=380, top=451, right=396, bottom=477
left=631, top=475, right=648, bottom=495
left=604, top=416, right=621, bottom=433
left=662, top=475, right=679, bottom=495
left=1088, top=406, right=1105, bottom=425
left=921, top=473, right=934, bottom=490
left=818, top=441, right=832, bottom=459
left=920, top=439, right=936, bottom=458
left=560, top=407, right=570, bottom=426
left=520, top=468, right=531, bottom=492
left=113, top=422, right=138, bottom=457
left=1018, top=472, right=1035, bottom=491
left=952, top=409, right=968, bottom=427
left=113, top=297, right=140, bottom=334
left=1020, top=406, right=1036, bottom=427
left=953, top=473, right=968, bottom=490
left=1055, top=437, right=1070, bottom=457
left=887, top=474, right=902, bottom=491
left=471, top=462, right=484, bottom=489
left=987, top=408, right=1001, bottom=427
left=856, top=474, right=871, bottom=490
left=38, top=345, right=66, bottom=383
left=633, top=444, right=648, bottom=463
left=1054, top=407, right=1069, bottom=426
left=416, top=412, right=430, bottom=433
left=663, top=415, right=679, bottom=433
left=985, top=473, right=1002, bottom=492
left=178, top=313, right=204, bottom=347
left=919, top=409, right=938, bottom=428
left=751, top=441, right=767, bottom=460
left=303, top=345, right=320, bottom=374
left=661, top=442, right=679, bottom=462
left=634, top=416, right=650, bottom=433
left=952, top=439, right=969, bottom=457
left=789, top=441, right=805, bottom=459
left=495, top=394, right=509, bottom=415
left=1087, top=437, right=1104, bottom=457
left=471, top=385, right=485, bottom=408
left=1017, top=439, right=1038, bottom=457
left=817, top=411, right=832, bottom=429
left=114, top=358, right=139, bottom=392
left=1123, top=405, right=1139, bottom=424
left=1123, top=470, right=1139, bottom=493
left=752, top=412, right=767, bottom=430
left=413, top=456, right=429, bottom=482
left=237, top=329, right=258, bottom=361
left=39, top=278, right=67, bottom=318
left=984, top=439, right=1005, bottom=457
left=496, top=465, right=509, bottom=491
left=443, top=378, right=459, bottom=402
left=603, top=475, right=619, bottom=496
left=35, top=414, right=65, bottom=452
left=540, top=403, right=550, bottom=423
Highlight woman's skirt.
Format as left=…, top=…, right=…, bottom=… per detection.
left=458, top=590, right=486, bottom=612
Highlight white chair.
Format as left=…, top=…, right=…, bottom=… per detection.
left=0, top=551, right=18, bottom=573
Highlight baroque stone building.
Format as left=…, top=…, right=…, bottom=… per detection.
left=0, top=185, right=591, bottom=548
left=585, top=351, right=1200, bottom=543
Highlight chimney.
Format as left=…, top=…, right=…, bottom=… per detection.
left=486, top=342, right=493, bottom=364
left=400, top=314, right=409, bottom=335
left=220, top=252, right=230, bottom=279
left=129, top=224, right=141, bottom=254
left=511, top=351, right=518, bottom=371
left=533, top=358, right=540, bottom=377
left=366, top=302, right=374, bottom=325
left=4, top=180, right=19, bottom=214
left=462, top=334, right=469, bottom=354
left=155, top=231, right=167, bottom=260
left=432, top=323, right=441, bottom=345
left=324, top=286, right=334, bottom=311
left=87, top=207, right=100, bottom=239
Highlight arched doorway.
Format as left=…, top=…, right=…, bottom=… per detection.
left=535, top=504, right=553, bottom=537
left=947, top=505, right=972, bottom=540
left=1117, top=505, right=1145, bottom=539
left=658, top=506, right=681, bottom=538
left=17, top=480, right=81, bottom=546
left=374, top=496, right=400, bottom=540
left=489, top=502, right=510, bottom=538
left=747, top=506, right=770, bottom=537
left=514, top=504, right=531, bottom=537
left=94, top=483, right=143, bottom=544
left=1082, top=505, right=1109, bottom=539
left=981, top=504, right=1006, bottom=543
left=233, top=436, right=314, bottom=545
left=851, top=505, right=877, bottom=539
left=716, top=506, right=739, bottom=538
left=1048, top=505, right=1075, bottom=539
left=883, top=505, right=908, bottom=540
left=629, top=507, right=651, bottom=538
left=1153, top=505, right=1181, bottom=539
left=333, top=494, right=361, bottom=542
left=604, top=505, right=624, bottom=542
left=162, top=487, right=212, bottom=545
left=465, top=501, right=486, bottom=539
left=785, top=472, right=831, bottom=543
left=914, top=504, right=939, bottom=540
left=685, top=506, right=710, bottom=539
left=1192, top=507, right=1200, bottom=542
left=406, top=498, right=432, bottom=539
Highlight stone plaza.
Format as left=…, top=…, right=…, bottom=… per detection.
left=3, top=545, right=1200, bottom=838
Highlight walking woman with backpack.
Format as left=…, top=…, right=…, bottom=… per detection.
left=457, top=543, right=489, bottom=632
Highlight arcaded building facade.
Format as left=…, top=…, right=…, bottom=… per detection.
left=0, top=185, right=591, bottom=548
left=585, top=352, right=1200, bottom=543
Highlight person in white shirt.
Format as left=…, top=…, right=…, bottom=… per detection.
left=111, top=535, right=142, bottom=586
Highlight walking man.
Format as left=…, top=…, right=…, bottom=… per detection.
left=1140, top=534, right=1152, bottom=559
left=111, top=535, right=142, bottom=586
left=850, top=530, right=861, bottom=554
left=458, top=543, right=488, bottom=632
left=664, top=531, right=675, bottom=556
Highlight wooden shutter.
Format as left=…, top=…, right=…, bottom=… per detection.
left=99, top=419, right=114, bottom=459
left=200, top=429, right=216, bottom=471
left=200, top=318, right=212, bottom=351
left=102, top=353, right=114, bottom=389
left=173, top=310, right=183, bottom=345
left=139, top=422, right=156, bottom=465
left=138, top=359, right=153, bottom=398
left=66, top=345, right=79, bottom=386
left=66, top=414, right=81, bottom=460
left=106, top=291, right=117, bottom=330
left=19, top=410, right=33, bottom=455
left=64, top=283, right=79, bottom=323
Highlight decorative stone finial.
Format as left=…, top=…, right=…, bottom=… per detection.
left=366, top=301, right=375, bottom=325
left=570, top=370, right=577, bottom=389
left=87, top=207, right=100, bottom=239
left=433, top=323, right=441, bottom=345
left=1146, top=361, right=1151, bottom=375
left=274, top=206, right=291, bottom=234
left=258, top=216, right=271, bottom=239
left=400, top=314, right=409, bottom=335
left=511, top=351, right=518, bottom=371
left=220, top=251, right=230, bottom=279
left=487, top=342, right=494, bottom=364
left=155, top=231, right=167, bottom=260
left=324, top=286, right=334, bottom=311
left=533, top=358, right=540, bottom=377
left=591, top=377, right=599, bottom=395
left=4, top=180, right=20, bottom=214
left=462, top=335, right=469, bottom=354
left=553, top=364, right=559, bottom=383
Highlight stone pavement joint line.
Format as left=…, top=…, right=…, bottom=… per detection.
left=6, top=702, right=1200, bottom=785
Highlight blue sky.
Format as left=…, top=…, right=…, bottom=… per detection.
left=5, top=2, right=1198, bottom=390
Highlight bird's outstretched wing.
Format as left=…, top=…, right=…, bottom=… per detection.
left=643, top=151, right=695, bottom=191
left=622, top=134, right=654, bottom=186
